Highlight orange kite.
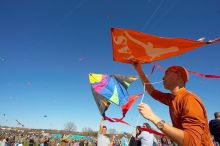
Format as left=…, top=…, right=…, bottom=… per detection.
left=111, top=27, right=220, bottom=64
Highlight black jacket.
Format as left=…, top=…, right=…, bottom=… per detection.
left=209, top=119, right=220, bottom=143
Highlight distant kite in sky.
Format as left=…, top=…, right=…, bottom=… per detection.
left=106, top=15, right=110, bottom=20
left=16, top=120, right=24, bottom=127
left=9, top=96, right=14, bottom=100
left=111, top=27, right=220, bottom=64
left=89, top=73, right=141, bottom=124
left=0, top=57, right=5, bottom=62
left=79, top=57, right=86, bottom=62
left=43, top=115, right=47, bottom=118
left=27, top=81, right=32, bottom=87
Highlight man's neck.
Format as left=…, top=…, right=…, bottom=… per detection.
left=171, top=86, right=185, bottom=95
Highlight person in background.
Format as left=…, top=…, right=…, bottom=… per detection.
left=137, top=123, right=156, bottom=146
left=121, top=132, right=129, bottom=146
left=60, top=135, right=67, bottom=146
left=129, top=126, right=141, bottom=146
left=97, top=118, right=115, bottom=146
left=209, top=112, right=220, bottom=145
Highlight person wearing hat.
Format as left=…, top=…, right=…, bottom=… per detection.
left=133, top=62, right=212, bottom=146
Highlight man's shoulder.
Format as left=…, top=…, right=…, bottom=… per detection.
left=183, top=89, right=199, bottom=98
left=181, top=90, right=203, bottom=104
left=209, top=119, right=220, bottom=125
left=179, top=90, right=206, bottom=112
left=209, top=119, right=216, bottom=123
left=178, top=88, right=192, bottom=97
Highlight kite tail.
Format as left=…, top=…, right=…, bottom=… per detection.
left=104, top=116, right=130, bottom=125
left=103, top=93, right=142, bottom=125
left=207, top=38, right=220, bottom=44
left=188, top=70, right=220, bottom=79
left=141, top=127, right=165, bottom=137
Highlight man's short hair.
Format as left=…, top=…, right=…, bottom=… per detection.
left=214, top=112, right=220, bottom=118
left=166, top=66, right=189, bottom=83
left=103, top=126, right=107, bottom=129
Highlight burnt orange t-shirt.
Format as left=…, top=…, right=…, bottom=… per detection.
left=151, top=87, right=212, bottom=146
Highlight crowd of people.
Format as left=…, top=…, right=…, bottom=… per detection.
left=0, top=129, right=97, bottom=146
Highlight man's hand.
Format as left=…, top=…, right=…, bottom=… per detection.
left=138, top=104, right=184, bottom=146
left=138, top=103, right=156, bottom=122
left=99, top=117, right=105, bottom=134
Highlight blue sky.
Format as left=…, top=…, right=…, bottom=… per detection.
left=0, top=0, right=220, bottom=133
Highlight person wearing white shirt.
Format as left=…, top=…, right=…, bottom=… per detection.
left=137, top=123, right=157, bottom=146
left=97, top=118, right=115, bottom=146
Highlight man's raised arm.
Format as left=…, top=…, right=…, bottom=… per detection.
left=99, top=118, right=104, bottom=134
left=133, top=62, right=155, bottom=94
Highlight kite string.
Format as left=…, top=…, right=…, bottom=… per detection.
left=144, top=79, right=163, bottom=84
left=134, top=79, right=163, bottom=128
left=142, top=0, right=165, bottom=31
left=135, top=84, right=146, bottom=127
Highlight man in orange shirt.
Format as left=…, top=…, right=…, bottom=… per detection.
left=133, top=62, right=212, bottom=146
